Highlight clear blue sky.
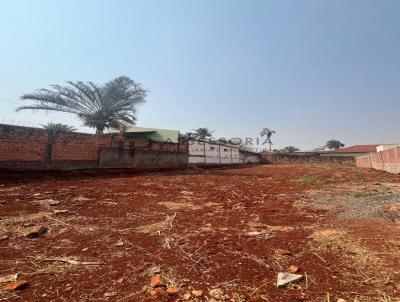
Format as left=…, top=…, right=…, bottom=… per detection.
left=1, top=0, right=399, bottom=150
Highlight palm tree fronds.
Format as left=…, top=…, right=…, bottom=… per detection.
left=17, top=76, right=147, bottom=134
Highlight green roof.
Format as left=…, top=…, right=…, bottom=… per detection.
left=108, top=126, right=179, bottom=143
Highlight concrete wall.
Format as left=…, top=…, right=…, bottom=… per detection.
left=262, top=152, right=356, bottom=165
left=356, top=147, right=400, bottom=174
left=99, top=149, right=188, bottom=169
left=240, top=151, right=264, bottom=164
left=0, top=124, right=188, bottom=171
left=188, top=140, right=240, bottom=165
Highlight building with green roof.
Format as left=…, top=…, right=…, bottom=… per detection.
left=108, top=126, right=179, bottom=143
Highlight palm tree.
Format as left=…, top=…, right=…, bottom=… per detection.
left=325, top=139, right=345, bottom=150
left=17, top=76, right=147, bottom=134
left=42, top=123, right=76, bottom=134
left=260, top=128, right=276, bottom=151
left=193, top=127, right=214, bottom=139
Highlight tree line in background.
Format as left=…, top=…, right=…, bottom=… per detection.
left=274, top=139, right=345, bottom=152
left=39, top=121, right=346, bottom=153
left=182, top=127, right=345, bottom=153
left=180, top=127, right=214, bottom=140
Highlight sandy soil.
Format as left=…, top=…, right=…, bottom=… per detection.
left=0, top=164, right=399, bottom=302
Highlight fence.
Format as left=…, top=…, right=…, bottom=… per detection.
left=356, top=147, right=400, bottom=174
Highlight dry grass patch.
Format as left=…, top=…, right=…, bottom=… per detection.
left=0, top=212, right=53, bottom=227
left=307, top=227, right=400, bottom=300
left=158, top=201, right=199, bottom=210
left=0, top=187, right=19, bottom=193
left=0, top=212, right=55, bottom=239
left=310, top=228, right=383, bottom=271
left=245, top=221, right=293, bottom=237
left=135, top=220, right=170, bottom=234
left=197, top=225, right=215, bottom=233
left=158, top=201, right=216, bottom=211
left=73, top=196, right=92, bottom=201
left=70, top=225, right=101, bottom=235
left=33, top=199, right=60, bottom=207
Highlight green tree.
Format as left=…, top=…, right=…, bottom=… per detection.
left=116, top=121, right=133, bottom=134
left=281, top=146, right=300, bottom=153
left=17, top=76, right=147, bottom=134
left=42, top=123, right=76, bottom=134
left=193, top=127, right=214, bottom=139
left=179, top=132, right=196, bottom=140
left=325, top=139, right=345, bottom=150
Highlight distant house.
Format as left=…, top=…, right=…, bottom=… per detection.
left=322, top=144, right=379, bottom=157
left=108, top=126, right=179, bottom=143
left=376, top=144, right=400, bottom=152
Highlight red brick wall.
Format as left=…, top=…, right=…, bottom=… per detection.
left=0, top=124, right=48, bottom=161
left=51, top=133, right=112, bottom=161
left=0, top=124, right=188, bottom=170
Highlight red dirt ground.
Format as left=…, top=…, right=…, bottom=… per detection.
left=0, top=164, right=400, bottom=302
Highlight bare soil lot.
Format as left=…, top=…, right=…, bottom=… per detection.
left=0, top=164, right=400, bottom=302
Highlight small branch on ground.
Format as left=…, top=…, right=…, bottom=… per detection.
left=42, top=257, right=104, bottom=266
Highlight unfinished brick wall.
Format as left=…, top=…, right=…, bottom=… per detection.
left=0, top=124, right=188, bottom=170
left=51, top=133, right=112, bottom=161
left=356, top=147, right=400, bottom=174
left=0, top=124, right=48, bottom=162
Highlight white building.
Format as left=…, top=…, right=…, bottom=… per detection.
left=188, top=140, right=240, bottom=164
left=376, top=144, right=400, bottom=152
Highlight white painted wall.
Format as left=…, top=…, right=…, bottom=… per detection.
left=376, top=144, right=400, bottom=152
left=188, top=140, right=240, bottom=165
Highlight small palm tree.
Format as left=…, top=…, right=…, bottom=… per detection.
left=325, top=139, right=345, bottom=150
left=260, top=128, right=276, bottom=151
left=42, top=123, right=76, bottom=134
left=17, top=76, right=147, bottom=134
left=193, top=127, right=214, bottom=139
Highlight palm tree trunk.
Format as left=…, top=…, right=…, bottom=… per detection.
left=96, top=127, right=104, bottom=135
